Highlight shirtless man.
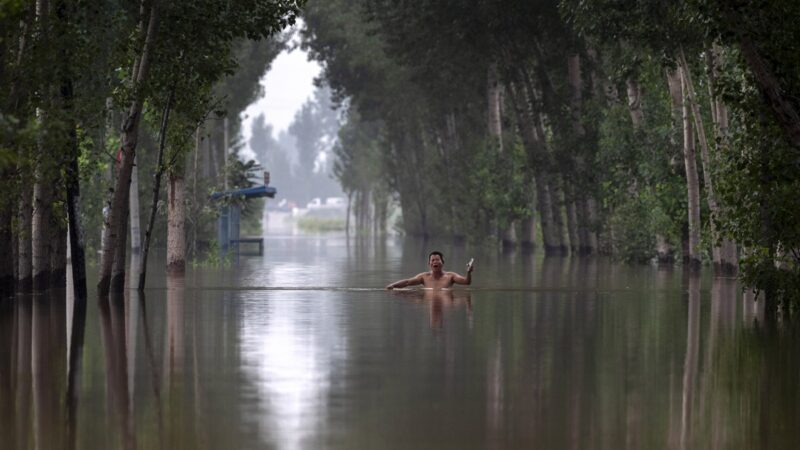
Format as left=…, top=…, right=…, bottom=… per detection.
left=386, top=251, right=473, bottom=290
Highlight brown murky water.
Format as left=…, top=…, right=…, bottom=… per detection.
left=1, top=233, right=798, bottom=449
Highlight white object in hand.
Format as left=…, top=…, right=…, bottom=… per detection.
left=467, top=258, right=474, bottom=268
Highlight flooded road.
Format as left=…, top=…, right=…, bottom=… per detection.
left=1, top=233, right=798, bottom=449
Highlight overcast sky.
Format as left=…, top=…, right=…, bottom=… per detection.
left=240, top=26, right=322, bottom=159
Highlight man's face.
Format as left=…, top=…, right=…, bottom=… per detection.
left=429, top=254, right=443, bottom=271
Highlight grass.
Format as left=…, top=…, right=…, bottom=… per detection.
left=297, top=216, right=346, bottom=232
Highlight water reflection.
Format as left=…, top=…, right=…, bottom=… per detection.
left=388, top=289, right=472, bottom=329
left=0, top=240, right=799, bottom=449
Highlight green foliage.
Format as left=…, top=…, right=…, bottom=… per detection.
left=297, top=216, right=346, bottom=232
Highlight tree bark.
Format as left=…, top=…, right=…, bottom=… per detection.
left=49, top=218, right=67, bottom=287
left=626, top=76, right=644, bottom=128
left=66, top=148, right=87, bottom=300
left=138, top=88, right=173, bottom=290
left=32, top=108, right=53, bottom=290
left=167, top=174, right=186, bottom=274
left=0, top=193, right=13, bottom=296
left=98, top=0, right=159, bottom=295
left=487, top=62, right=504, bottom=153
left=567, top=53, right=597, bottom=254
left=129, top=155, right=141, bottom=256
left=18, top=181, right=33, bottom=292
left=679, top=48, right=738, bottom=273
left=679, top=65, right=702, bottom=269
left=705, top=46, right=739, bottom=274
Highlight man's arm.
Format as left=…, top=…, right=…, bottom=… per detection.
left=451, top=264, right=474, bottom=285
left=386, top=273, right=425, bottom=290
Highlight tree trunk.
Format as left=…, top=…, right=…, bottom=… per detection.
left=487, top=62, right=504, bottom=152
left=626, top=76, right=644, bottom=128
left=138, top=88, right=172, bottom=290
left=567, top=53, right=597, bottom=254
left=345, top=191, right=352, bottom=236
left=129, top=155, right=141, bottom=256
left=705, top=46, right=739, bottom=275
left=98, top=0, right=159, bottom=295
left=56, top=11, right=88, bottom=300
left=66, top=147, right=87, bottom=300
left=18, top=184, right=33, bottom=291
left=0, top=193, right=13, bottom=296
left=549, top=178, right=568, bottom=255
left=32, top=109, right=53, bottom=290
left=167, top=174, right=186, bottom=274
left=49, top=218, right=67, bottom=287
left=679, top=65, right=702, bottom=269
left=520, top=216, right=536, bottom=251
left=679, top=48, right=732, bottom=272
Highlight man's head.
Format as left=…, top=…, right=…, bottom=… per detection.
left=428, top=251, right=444, bottom=271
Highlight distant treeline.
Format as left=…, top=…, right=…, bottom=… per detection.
left=302, top=0, right=800, bottom=313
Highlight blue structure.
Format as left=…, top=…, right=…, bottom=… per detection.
left=211, top=184, right=276, bottom=256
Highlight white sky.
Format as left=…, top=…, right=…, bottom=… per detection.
left=240, top=27, right=322, bottom=160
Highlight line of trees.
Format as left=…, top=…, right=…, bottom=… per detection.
left=0, top=0, right=303, bottom=296
left=302, top=0, right=800, bottom=313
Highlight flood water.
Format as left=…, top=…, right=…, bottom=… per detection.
left=1, top=232, right=799, bottom=450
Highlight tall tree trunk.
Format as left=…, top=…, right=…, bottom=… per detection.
left=138, top=88, right=172, bottom=290
left=679, top=48, right=735, bottom=273
left=0, top=193, right=13, bottom=296
left=567, top=53, right=597, bottom=254
left=509, top=78, right=563, bottom=254
left=549, top=177, right=568, bottom=255
left=488, top=62, right=515, bottom=246
left=32, top=108, right=53, bottom=290
left=98, top=0, right=159, bottom=295
left=167, top=173, right=186, bottom=273
left=705, top=46, right=739, bottom=274
left=223, top=117, right=229, bottom=190
left=679, top=65, right=702, bottom=269
left=345, top=191, right=352, bottom=236
left=487, top=62, right=504, bottom=152
left=49, top=218, right=67, bottom=287
left=65, top=134, right=87, bottom=300
left=18, top=183, right=33, bottom=291
left=129, top=155, right=141, bottom=256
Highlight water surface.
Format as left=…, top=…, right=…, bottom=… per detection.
left=1, top=233, right=798, bottom=449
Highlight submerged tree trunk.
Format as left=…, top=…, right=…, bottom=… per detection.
left=167, top=173, right=186, bottom=273
left=679, top=65, right=702, bottom=269
left=488, top=62, right=515, bottom=247
left=705, top=46, right=739, bottom=274
left=139, top=86, right=172, bottom=290
left=49, top=217, right=67, bottom=287
left=129, top=155, right=141, bottom=256
left=65, top=127, right=87, bottom=300
left=567, top=53, right=597, bottom=254
left=0, top=193, right=13, bottom=295
left=508, top=79, right=561, bottom=254
left=32, top=109, right=53, bottom=290
left=18, top=178, right=33, bottom=292
left=98, top=0, right=159, bottom=295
